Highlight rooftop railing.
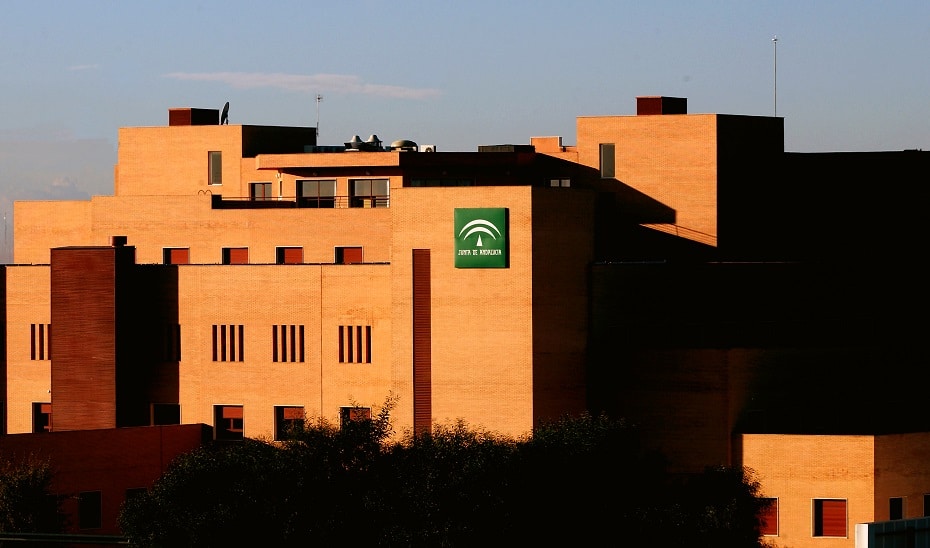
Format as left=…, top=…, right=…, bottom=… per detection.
left=211, top=195, right=389, bottom=209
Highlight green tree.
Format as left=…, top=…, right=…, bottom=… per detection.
left=0, top=455, right=65, bottom=535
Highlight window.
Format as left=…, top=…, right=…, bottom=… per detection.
left=760, top=498, right=778, bottom=536
left=30, top=323, right=50, bottom=360
left=599, top=143, right=615, bottom=178
left=78, top=491, right=102, bottom=530
left=298, top=179, right=336, bottom=208
left=338, top=325, right=372, bottom=364
left=214, top=405, right=243, bottom=440
left=222, top=247, right=249, bottom=264
left=276, top=247, right=303, bottom=264
left=924, top=494, right=930, bottom=517
left=151, top=403, right=180, bottom=425
left=274, top=406, right=305, bottom=440
left=250, top=182, right=273, bottom=201
left=890, top=497, right=904, bottom=520
left=340, top=406, right=371, bottom=427
left=408, top=178, right=473, bottom=187
left=208, top=151, right=222, bottom=185
left=125, top=488, right=147, bottom=504
left=273, top=325, right=305, bottom=363
left=32, top=402, right=51, bottom=433
left=813, top=499, right=846, bottom=537
left=335, top=246, right=363, bottom=264
left=349, top=178, right=389, bottom=208
left=549, top=178, right=571, bottom=188
left=161, top=324, right=181, bottom=362
left=163, top=248, right=190, bottom=265
left=212, top=325, right=244, bottom=362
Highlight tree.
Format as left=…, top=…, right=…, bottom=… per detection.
left=0, top=455, right=66, bottom=535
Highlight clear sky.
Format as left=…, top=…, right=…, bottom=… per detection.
left=1, top=0, right=929, bottom=260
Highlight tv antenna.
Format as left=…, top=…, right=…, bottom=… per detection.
left=315, top=94, right=323, bottom=138
left=772, top=35, right=778, bottom=117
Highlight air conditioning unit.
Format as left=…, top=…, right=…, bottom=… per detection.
left=419, top=144, right=437, bottom=152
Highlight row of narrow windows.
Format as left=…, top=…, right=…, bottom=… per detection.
left=164, top=245, right=363, bottom=265
left=31, top=402, right=370, bottom=442
left=29, top=323, right=372, bottom=364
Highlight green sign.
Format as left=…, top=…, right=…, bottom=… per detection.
left=454, top=208, right=508, bottom=268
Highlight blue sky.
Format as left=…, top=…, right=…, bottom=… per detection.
left=1, top=0, right=929, bottom=260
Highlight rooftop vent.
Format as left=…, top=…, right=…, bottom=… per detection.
left=636, top=96, right=687, bottom=115
left=390, top=139, right=419, bottom=152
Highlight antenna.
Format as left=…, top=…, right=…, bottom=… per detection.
left=315, top=94, right=323, bottom=138
left=772, top=35, right=778, bottom=117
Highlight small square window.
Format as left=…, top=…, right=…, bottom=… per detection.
left=214, top=405, right=244, bottom=441
left=549, top=178, right=571, bottom=188
left=250, top=182, right=273, bottom=201
left=222, top=247, right=249, bottom=265
left=813, top=498, right=846, bottom=537
left=276, top=247, right=303, bottom=264
left=340, top=406, right=371, bottom=428
left=274, top=406, right=305, bottom=440
left=152, top=403, right=180, bottom=425
left=163, top=248, right=190, bottom=265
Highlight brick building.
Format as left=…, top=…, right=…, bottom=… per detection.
left=2, top=97, right=929, bottom=545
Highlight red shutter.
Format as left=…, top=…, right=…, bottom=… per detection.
left=228, top=248, right=248, bottom=264
left=283, top=407, right=304, bottom=420
left=818, top=499, right=846, bottom=537
left=222, top=406, right=243, bottom=419
left=282, top=247, right=302, bottom=264
left=169, top=248, right=190, bottom=264
left=343, top=247, right=363, bottom=264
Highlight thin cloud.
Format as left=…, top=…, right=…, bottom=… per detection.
left=163, top=71, right=441, bottom=100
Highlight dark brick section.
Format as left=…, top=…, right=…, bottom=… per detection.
left=50, top=248, right=119, bottom=431
left=0, top=424, right=211, bottom=535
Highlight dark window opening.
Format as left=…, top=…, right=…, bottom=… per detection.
left=222, top=247, right=249, bottom=264
left=32, top=402, right=51, bottom=433
left=78, top=491, right=102, bottom=530
left=274, top=406, right=305, bottom=440
left=163, top=248, right=190, bottom=265
left=214, top=405, right=244, bottom=440
left=276, top=247, right=303, bottom=264
left=335, top=246, right=363, bottom=264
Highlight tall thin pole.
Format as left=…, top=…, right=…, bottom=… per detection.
left=315, top=94, right=322, bottom=138
left=772, top=35, right=778, bottom=117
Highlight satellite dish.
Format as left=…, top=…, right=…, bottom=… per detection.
left=221, top=102, right=229, bottom=125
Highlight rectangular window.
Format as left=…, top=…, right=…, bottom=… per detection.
left=212, top=325, right=244, bottom=362
left=340, top=406, right=372, bottom=428
left=78, top=491, right=102, bottom=530
left=338, top=325, right=371, bottom=364
left=214, top=405, right=244, bottom=440
left=599, top=143, right=615, bottom=178
left=151, top=403, right=181, bottom=425
left=549, top=178, right=571, bottom=188
left=250, top=182, right=273, bottom=201
left=222, top=247, right=249, bottom=265
left=272, top=325, right=305, bottom=363
left=209, top=151, right=222, bottom=185
left=335, top=246, right=363, bottom=264
left=760, top=498, right=778, bottom=536
left=813, top=499, right=846, bottom=537
left=32, top=402, right=51, bottom=433
left=274, top=406, right=305, bottom=440
left=162, top=324, right=181, bottom=362
left=30, top=323, right=51, bottom=360
left=890, top=497, right=904, bottom=520
left=297, top=179, right=337, bottom=208
left=924, top=494, right=930, bottom=517
left=349, top=178, right=389, bottom=208
left=163, top=248, right=190, bottom=265
left=276, top=247, right=303, bottom=264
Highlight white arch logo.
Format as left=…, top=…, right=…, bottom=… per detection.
left=458, top=218, right=501, bottom=247
left=454, top=208, right=508, bottom=268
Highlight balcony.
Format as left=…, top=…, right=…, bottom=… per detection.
left=211, top=195, right=389, bottom=210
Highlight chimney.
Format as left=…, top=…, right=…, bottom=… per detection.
left=636, top=96, right=687, bottom=115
